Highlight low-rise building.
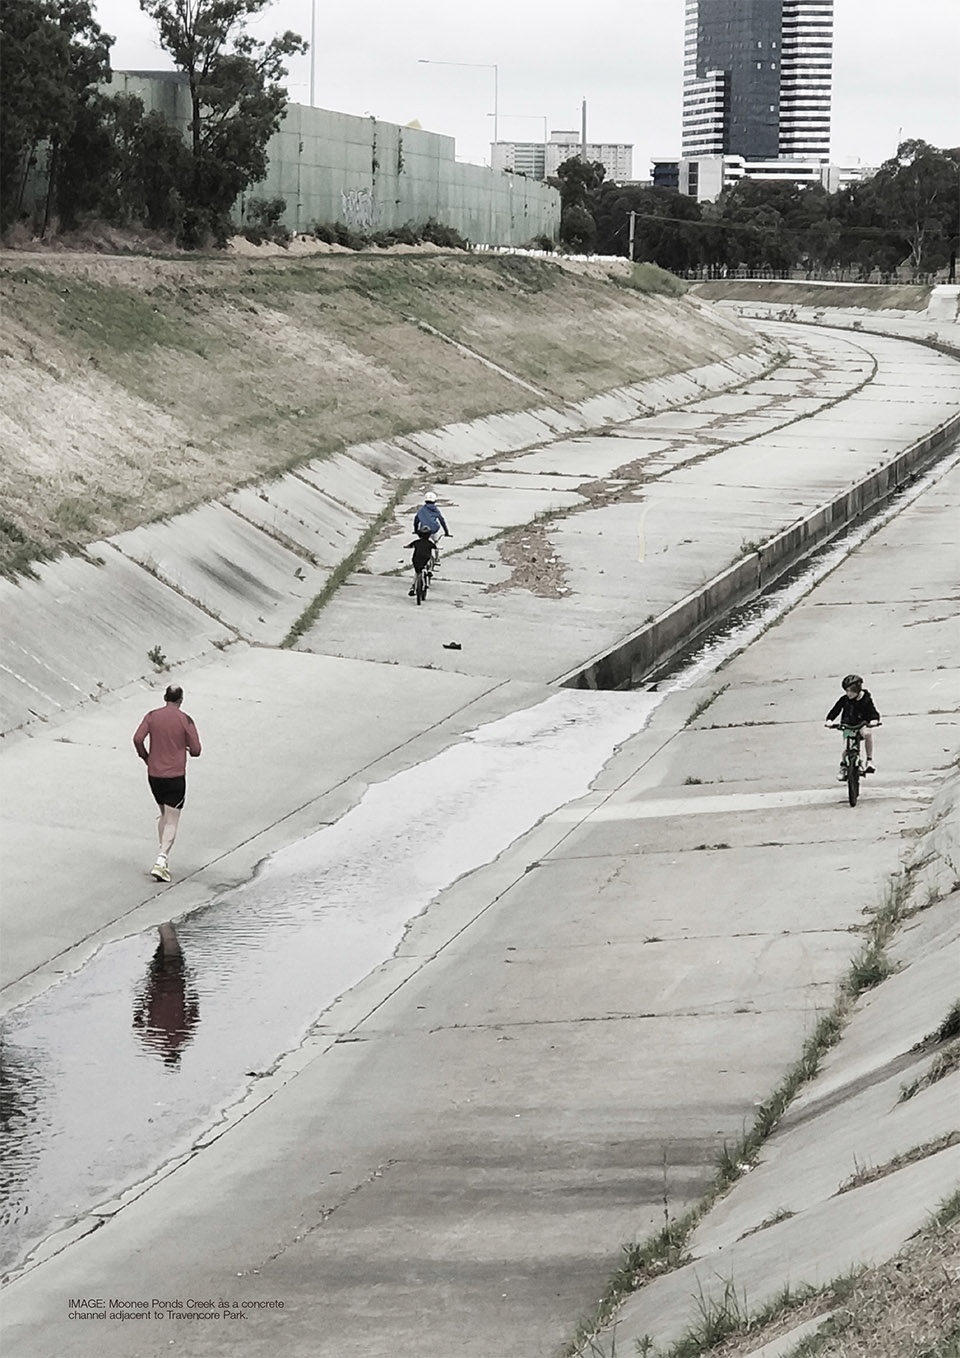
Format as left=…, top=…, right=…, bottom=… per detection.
left=492, top=131, right=633, bottom=183
left=655, top=154, right=876, bottom=203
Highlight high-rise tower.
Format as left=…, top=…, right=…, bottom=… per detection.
left=682, top=0, right=833, bottom=162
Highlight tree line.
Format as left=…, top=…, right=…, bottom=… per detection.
left=553, top=141, right=960, bottom=281
left=0, top=0, right=304, bottom=244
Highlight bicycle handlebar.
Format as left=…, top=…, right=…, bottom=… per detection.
left=825, top=721, right=881, bottom=729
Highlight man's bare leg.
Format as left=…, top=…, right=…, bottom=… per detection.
left=157, top=805, right=182, bottom=859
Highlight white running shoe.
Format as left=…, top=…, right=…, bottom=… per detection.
left=150, top=855, right=171, bottom=882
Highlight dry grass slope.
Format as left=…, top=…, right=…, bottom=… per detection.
left=0, top=251, right=758, bottom=576
left=692, top=280, right=932, bottom=312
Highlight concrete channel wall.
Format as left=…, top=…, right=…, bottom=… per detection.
left=102, top=73, right=561, bottom=246
left=0, top=347, right=780, bottom=737
left=6, top=325, right=960, bottom=736
left=562, top=407, right=960, bottom=690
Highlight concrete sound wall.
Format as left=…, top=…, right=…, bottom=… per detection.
left=107, top=73, right=560, bottom=247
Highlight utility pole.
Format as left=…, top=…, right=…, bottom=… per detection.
left=628, top=211, right=636, bottom=262
left=581, top=98, right=587, bottom=160
left=310, top=0, right=315, bottom=105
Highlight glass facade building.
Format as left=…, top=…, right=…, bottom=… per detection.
left=682, top=0, right=833, bottom=162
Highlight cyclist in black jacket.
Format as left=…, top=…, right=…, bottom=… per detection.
left=826, top=674, right=880, bottom=775
left=406, top=533, right=435, bottom=596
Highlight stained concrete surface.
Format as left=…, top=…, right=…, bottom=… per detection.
left=1, top=309, right=958, bottom=1357
left=2, top=452, right=958, bottom=1357
left=303, top=325, right=960, bottom=684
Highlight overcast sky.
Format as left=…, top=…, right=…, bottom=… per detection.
left=94, top=0, right=959, bottom=176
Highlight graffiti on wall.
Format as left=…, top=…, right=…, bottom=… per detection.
left=341, top=188, right=377, bottom=231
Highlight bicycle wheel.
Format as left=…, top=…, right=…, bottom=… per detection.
left=846, top=755, right=860, bottom=807
left=415, top=569, right=427, bottom=605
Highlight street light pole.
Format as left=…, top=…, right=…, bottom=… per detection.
left=309, top=0, right=315, bottom=106
left=418, top=59, right=499, bottom=155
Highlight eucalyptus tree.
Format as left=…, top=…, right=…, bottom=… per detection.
left=0, top=0, right=112, bottom=229
left=139, top=0, right=305, bottom=242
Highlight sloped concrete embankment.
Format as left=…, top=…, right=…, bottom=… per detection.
left=597, top=773, right=960, bottom=1356
left=692, top=280, right=960, bottom=359
left=3, top=306, right=959, bottom=738
left=0, top=349, right=777, bottom=737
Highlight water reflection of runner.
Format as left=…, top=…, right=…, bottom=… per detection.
left=132, top=923, right=200, bottom=1068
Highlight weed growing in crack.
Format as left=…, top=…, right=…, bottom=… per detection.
left=282, top=482, right=413, bottom=645
left=837, top=1130, right=960, bottom=1188
left=562, top=837, right=940, bottom=1354
left=899, top=1048, right=960, bottom=1102
left=683, top=685, right=729, bottom=727
left=845, top=941, right=895, bottom=997
left=925, top=1000, right=960, bottom=1045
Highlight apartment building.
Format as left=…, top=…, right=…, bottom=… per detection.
left=491, top=132, right=633, bottom=183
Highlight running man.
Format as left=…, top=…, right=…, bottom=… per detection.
left=133, top=684, right=202, bottom=882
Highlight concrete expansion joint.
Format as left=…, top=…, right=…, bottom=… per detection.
left=423, top=1009, right=792, bottom=1033
left=104, top=538, right=242, bottom=639
left=259, top=1159, right=401, bottom=1267
left=222, top=499, right=319, bottom=568
left=399, top=313, right=553, bottom=401
left=461, top=347, right=871, bottom=577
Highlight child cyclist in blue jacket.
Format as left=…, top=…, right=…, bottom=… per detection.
left=825, top=673, right=880, bottom=776
left=413, top=492, right=450, bottom=543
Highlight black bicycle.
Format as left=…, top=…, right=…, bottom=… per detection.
left=413, top=551, right=435, bottom=605
left=828, top=722, right=879, bottom=807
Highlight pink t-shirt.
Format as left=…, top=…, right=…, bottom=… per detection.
left=133, top=703, right=202, bottom=777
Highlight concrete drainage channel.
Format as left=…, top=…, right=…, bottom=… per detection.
left=558, top=411, right=960, bottom=691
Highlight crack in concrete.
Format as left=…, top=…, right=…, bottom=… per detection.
left=424, top=1003, right=835, bottom=1034
left=471, top=337, right=882, bottom=599
left=253, top=1159, right=400, bottom=1269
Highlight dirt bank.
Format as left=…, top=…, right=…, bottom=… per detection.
left=0, top=251, right=759, bottom=575
left=692, top=279, right=932, bottom=310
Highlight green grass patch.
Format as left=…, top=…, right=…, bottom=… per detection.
left=281, top=482, right=413, bottom=645
left=0, top=513, right=54, bottom=580
left=22, top=270, right=209, bottom=355
left=613, top=263, right=688, bottom=298
left=837, top=1131, right=960, bottom=1192
left=899, top=1045, right=960, bottom=1102
left=564, top=863, right=918, bottom=1357
left=683, top=685, right=729, bottom=727
left=692, top=279, right=932, bottom=312
left=925, top=1000, right=960, bottom=1046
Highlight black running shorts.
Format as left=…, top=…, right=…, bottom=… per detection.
left=148, top=775, right=186, bottom=810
